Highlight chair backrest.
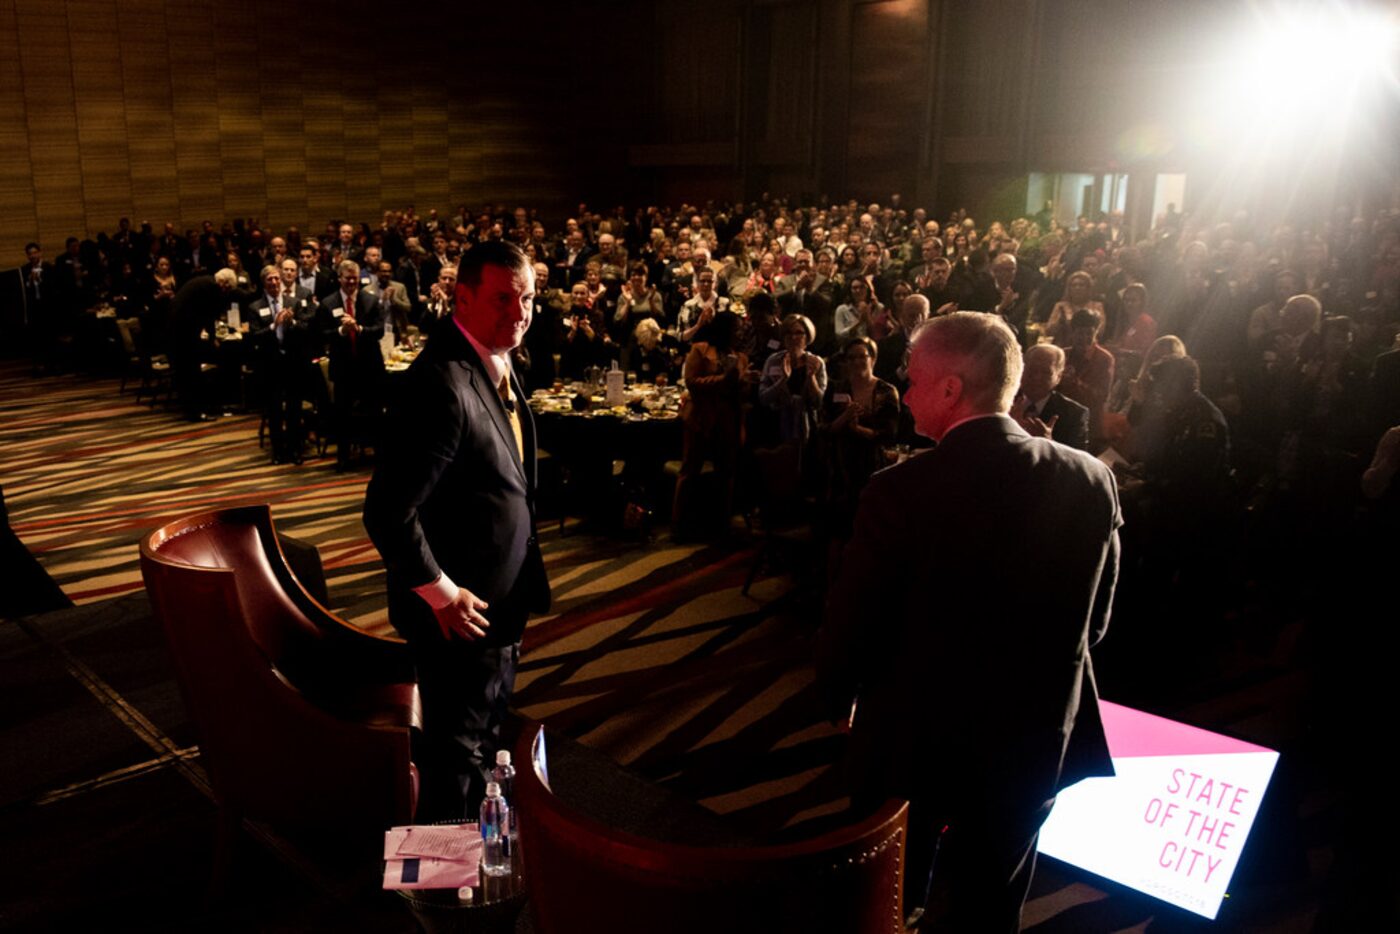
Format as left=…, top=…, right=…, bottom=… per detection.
left=139, top=505, right=413, bottom=831
left=516, top=725, right=907, bottom=934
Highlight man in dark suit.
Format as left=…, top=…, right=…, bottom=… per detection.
left=963, top=252, right=1039, bottom=343
left=248, top=265, right=317, bottom=463
left=363, top=241, right=550, bottom=822
left=818, top=312, right=1119, bottom=932
left=1012, top=343, right=1091, bottom=450
left=318, top=260, right=385, bottom=470
left=296, top=244, right=336, bottom=300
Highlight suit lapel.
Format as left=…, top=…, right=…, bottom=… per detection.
left=448, top=323, right=527, bottom=485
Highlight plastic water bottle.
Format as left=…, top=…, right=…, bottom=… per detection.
left=493, top=750, right=517, bottom=839
left=479, top=782, right=510, bottom=876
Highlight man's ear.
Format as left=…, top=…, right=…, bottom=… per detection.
left=944, top=374, right=963, bottom=400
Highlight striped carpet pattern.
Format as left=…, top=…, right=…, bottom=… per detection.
left=0, top=360, right=840, bottom=833
left=2, top=360, right=1326, bottom=931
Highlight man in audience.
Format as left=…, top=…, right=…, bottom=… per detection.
left=170, top=268, right=240, bottom=422
left=965, top=252, right=1034, bottom=339
left=297, top=243, right=335, bottom=299
left=876, top=292, right=928, bottom=391
left=422, top=263, right=458, bottom=323
left=249, top=264, right=316, bottom=463
left=819, top=311, right=1119, bottom=933
left=318, top=260, right=385, bottom=470
left=1012, top=342, right=1091, bottom=450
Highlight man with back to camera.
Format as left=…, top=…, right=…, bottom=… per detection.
left=817, top=312, right=1120, bottom=932
left=363, top=240, right=550, bottom=821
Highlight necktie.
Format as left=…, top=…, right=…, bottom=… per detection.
left=498, top=374, right=524, bottom=466
left=343, top=296, right=357, bottom=350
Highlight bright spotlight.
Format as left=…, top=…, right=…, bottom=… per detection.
left=1214, top=3, right=1398, bottom=134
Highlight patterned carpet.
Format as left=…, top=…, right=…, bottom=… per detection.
left=1, top=359, right=1334, bottom=931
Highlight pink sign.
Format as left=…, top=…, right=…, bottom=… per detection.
left=1036, top=700, right=1279, bottom=920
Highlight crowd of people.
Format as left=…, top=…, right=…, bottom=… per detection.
left=16, top=195, right=1400, bottom=559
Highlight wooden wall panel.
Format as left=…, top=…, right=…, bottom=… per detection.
left=16, top=0, right=87, bottom=251
left=339, top=13, right=381, bottom=227
left=411, top=80, right=450, bottom=223
left=212, top=4, right=265, bottom=223
left=378, top=80, right=415, bottom=213
left=256, top=0, right=308, bottom=233
left=847, top=0, right=928, bottom=197
left=300, top=21, right=348, bottom=229
left=116, top=1, right=179, bottom=227
left=66, top=1, right=133, bottom=238
left=166, top=0, right=223, bottom=229
left=0, top=0, right=38, bottom=251
left=757, top=1, right=816, bottom=161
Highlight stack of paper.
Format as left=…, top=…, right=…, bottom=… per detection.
left=382, top=823, right=485, bottom=890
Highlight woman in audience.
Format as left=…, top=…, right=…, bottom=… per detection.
left=745, top=251, right=780, bottom=297
left=624, top=318, right=676, bottom=384
left=759, top=313, right=828, bottom=448
left=674, top=311, right=750, bottom=534
left=821, top=336, right=900, bottom=530
left=613, top=261, right=664, bottom=338
left=720, top=237, right=752, bottom=297
left=1111, top=283, right=1158, bottom=358
left=1045, top=270, right=1107, bottom=347
left=834, top=277, right=884, bottom=341
left=560, top=304, right=616, bottom=380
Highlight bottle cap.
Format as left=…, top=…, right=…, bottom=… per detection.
left=496, top=750, right=512, bottom=766
left=485, top=781, right=501, bottom=797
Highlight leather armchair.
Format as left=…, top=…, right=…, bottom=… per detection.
left=515, top=724, right=908, bottom=934
left=139, top=505, right=419, bottom=867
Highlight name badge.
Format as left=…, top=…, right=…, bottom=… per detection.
left=259, top=307, right=271, bottom=318
left=833, top=392, right=851, bottom=403
left=332, top=307, right=344, bottom=318
left=767, top=339, right=781, bottom=349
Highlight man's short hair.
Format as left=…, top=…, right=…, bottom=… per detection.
left=25, top=241, right=39, bottom=253
left=1025, top=341, right=1066, bottom=376
left=260, top=265, right=280, bottom=281
left=457, top=240, right=530, bottom=290
left=337, top=260, right=360, bottom=277
left=911, top=311, right=1023, bottom=413
left=213, top=268, right=237, bottom=287
left=1151, top=354, right=1200, bottom=394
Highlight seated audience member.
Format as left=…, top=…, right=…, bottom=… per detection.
left=1120, top=354, right=1232, bottom=551
left=623, top=318, right=676, bottom=384
left=1012, top=343, right=1090, bottom=450
left=966, top=251, right=1037, bottom=339
left=317, top=260, right=385, bottom=470
left=674, top=311, right=751, bottom=533
left=822, top=336, right=901, bottom=528
left=1044, top=270, right=1107, bottom=347
left=613, top=261, right=665, bottom=340
left=759, top=313, right=828, bottom=448
left=877, top=293, right=929, bottom=392
left=677, top=268, right=731, bottom=345
left=1060, top=309, right=1116, bottom=442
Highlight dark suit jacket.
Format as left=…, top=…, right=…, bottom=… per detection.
left=316, top=290, right=384, bottom=386
left=363, top=317, right=551, bottom=647
left=247, top=287, right=316, bottom=360
left=1036, top=390, right=1091, bottom=451
left=818, top=415, right=1119, bottom=817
